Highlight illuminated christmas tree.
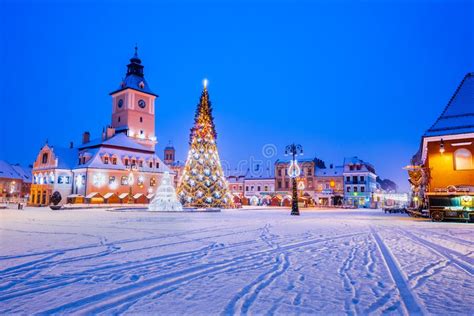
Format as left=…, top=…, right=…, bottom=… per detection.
left=177, top=80, right=232, bottom=208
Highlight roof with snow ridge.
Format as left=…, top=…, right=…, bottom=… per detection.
left=424, top=72, right=474, bottom=137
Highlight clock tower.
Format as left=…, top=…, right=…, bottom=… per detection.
left=110, top=47, right=158, bottom=149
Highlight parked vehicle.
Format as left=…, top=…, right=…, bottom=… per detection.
left=428, top=195, right=474, bottom=222
left=383, top=207, right=407, bottom=214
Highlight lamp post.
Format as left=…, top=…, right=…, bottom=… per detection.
left=285, top=143, right=303, bottom=216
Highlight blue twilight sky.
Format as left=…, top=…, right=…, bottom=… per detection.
left=0, top=0, right=473, bottom=191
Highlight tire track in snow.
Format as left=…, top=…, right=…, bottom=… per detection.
left=222, top=253, right=290, bottom=316
left=0, top=242, right=235, bottom=302
left=114, top=257, right=277, bottom=315
left=223, top=224, right=286, bottom=316
left=399, top=228, right=473, bottom=276
left=0, top=225, right=226, bottom=261
left=371, top=228, right=424, bottom=315
left=0, top=226, right=260, bottom=279
left=408, top=260, right=448, bottom=290
left=38, top=232, right=363, bottom=314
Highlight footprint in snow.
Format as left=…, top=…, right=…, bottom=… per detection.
left=130, top=274, right=140, bottom=282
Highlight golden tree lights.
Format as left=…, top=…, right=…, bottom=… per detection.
left=177, top=80, right=232, bottom=208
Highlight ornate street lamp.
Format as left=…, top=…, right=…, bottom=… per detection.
left=285, top=143, right=303, bottom=216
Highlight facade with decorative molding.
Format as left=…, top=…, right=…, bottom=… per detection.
left=30, top=49, right=170, bottom=206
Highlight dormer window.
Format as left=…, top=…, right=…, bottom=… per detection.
left=112, top=157, right=117, bottom=165
left=139, top=160, right=143, bottom=167
left=139, top=81, right=145, bottom=89
left=104, top=156, right=109, bottom=164
left=156, top=162, right=159, bottom=168
left=149, top=161, right=153, bottom=168
left=124, top=159, right=129, bottom=166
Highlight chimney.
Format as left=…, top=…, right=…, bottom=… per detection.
left=106, top=126, right=116, bottom=140
left=82, top=131, right=90, bottom=144
left=69, top=141, right=74, bottom=149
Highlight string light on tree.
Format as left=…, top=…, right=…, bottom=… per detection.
left=177, top=79, right=232, bottom=208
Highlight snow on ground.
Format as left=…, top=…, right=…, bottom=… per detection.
left=0, top=207, right=472, bottom=315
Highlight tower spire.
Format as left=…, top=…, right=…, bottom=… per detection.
left=127, top=45, right=143, bottom=77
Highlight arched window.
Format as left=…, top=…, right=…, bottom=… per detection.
left=454, top=149, right=473, bottom=170
left=42, top=153, right=48, bottom=164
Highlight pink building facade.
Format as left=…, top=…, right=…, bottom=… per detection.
left=30, top=49, right=170, bottom=206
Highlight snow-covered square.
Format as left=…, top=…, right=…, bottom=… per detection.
left=0, top=208, right=472, bottom=315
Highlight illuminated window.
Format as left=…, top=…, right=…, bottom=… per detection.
left=121, top=176, right=128, bottom=185
left=454, top=149, right=473, bottom=170
left=104, top=156, right=109, bottom=164
left=109, top=176, right=115, bottom=184
left=150, top=177, right=156, bottom=186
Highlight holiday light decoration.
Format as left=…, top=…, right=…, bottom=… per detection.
left=149, top=172, right=183, bottom=211
left=177, top=80, right=232, bottom=208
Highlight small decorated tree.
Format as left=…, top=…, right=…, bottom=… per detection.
left=149, top=172, right=183, bottom=212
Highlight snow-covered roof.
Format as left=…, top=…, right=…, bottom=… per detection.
left=315, top=166, right=343, bottom=177
left=103, top=193, right=116, bottom=199
left=78, top=146, right=171, bottom=173
left=343, top=157, right=376, bottom=174
left=109, top=51, right=157, bottom=97
left=85, top=192, right=102, bottom=199
left=79, top=133, right=153, bottom=153
left=53, top=147, right=79, bottom=169
left=245, top=166, right=275, bottom=180
left=0, top=160, right=32, bottom=182
left=424, top=72, right=474, bottom=137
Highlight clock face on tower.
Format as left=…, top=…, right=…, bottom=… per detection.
left=117, top=99, right=123, bottom=108
left=138, top=99, right=146, bottom=109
